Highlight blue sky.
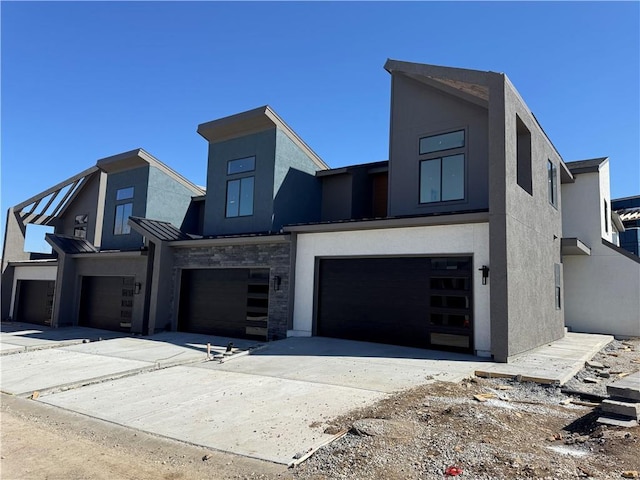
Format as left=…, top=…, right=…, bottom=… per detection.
left=1, top=1, right=639, bottom=245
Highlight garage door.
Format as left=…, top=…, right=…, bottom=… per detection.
left=317, top=256, right=473, bottom=352
left=79, top=276, right=134, bottom=332
left=14, top=280, right=55, bottom=326
left=178, top=268, right=269, bottom=340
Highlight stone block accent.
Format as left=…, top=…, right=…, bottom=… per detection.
left=170, top=239, right=292, bottom=340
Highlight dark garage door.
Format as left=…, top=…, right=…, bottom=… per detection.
left=15, top=280, right=55, bottom=326
left=178, top=268, right=269, bottom=340
left=79, top=276, right=134, bottom=332
left=317, top=256, right=473, bottom=352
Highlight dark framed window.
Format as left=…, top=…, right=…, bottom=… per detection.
left=516, top=115, right=532, bottom=195
left=547, top=160, right=557, bottom=207
left=116, top=187, right=134, bottom=200
left=227, top=156, right=256, bottom=175
left=603, top=199, right=609, bottom=233
left=226, top=177, right=254, bottom=217
left=74, top=213, right=88, bottom=238
left=114, top=203, right=133, bottom=235
left=419, top=130, right=465, bottom=204
left=554, top=263, right=561, bottom=310
left=419, top=130, right=464, bottom=155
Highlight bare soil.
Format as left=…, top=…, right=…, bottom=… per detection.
left=2, top=338, right=638, bottom=480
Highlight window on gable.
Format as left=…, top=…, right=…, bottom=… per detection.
left=227, top=156, right=255, bottom=175
left=116, top=186, right=134, bottom=200
left=547, top=160, right=557, bottom=207
left=418, top=130, right=465, bottom=204
left=74, top=213, right=88, bottom=238
left=516, top=115, right=532, bottom=195
left=603, top=199, right=609, bottom=234
left=114, top=203, right=133, bottom=235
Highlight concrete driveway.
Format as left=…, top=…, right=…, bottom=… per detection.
left=0, top=325, right=488, bottom=464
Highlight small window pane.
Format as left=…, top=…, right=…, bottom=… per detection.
left=116, top=187, right=134, bottom=200
left=442, top=154, right=464, bottom=201
left=75, top=214, right=88, bottom=225
left=226, top=179, right=240, bottom=217
left=239, top=177, right=254, bottom=216
left=548, top=160, right=557, bottom=207
left=419, top=130, right=464, bottom=155
left=420, top=159, right=441, bottom=203
left=228, top=156, right=256, bottom=175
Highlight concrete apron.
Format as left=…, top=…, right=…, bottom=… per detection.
left=3, top=331, right=613, bottom=465
left=36, top=337, right=490, bottom=465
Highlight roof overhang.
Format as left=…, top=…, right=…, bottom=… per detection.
left=197, top=106, right=328, bottom=171
left=561, top=237, right=591, bottom=256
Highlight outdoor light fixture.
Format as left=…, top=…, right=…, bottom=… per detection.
left=272, top=275, right=282, bottom=292
left=134, top=282, right=142, bottom=294
left=479, top=265, right=489, bottom=285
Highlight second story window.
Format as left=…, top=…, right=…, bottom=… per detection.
left=226, top=156, right=255, bottom=218
left=419, top=130, right=465, bottom=204
left=74, top=214, right=88, bottom=238
left=114, top=187, right=134, bottom=235
left=547, top=160, right=558, bottom=207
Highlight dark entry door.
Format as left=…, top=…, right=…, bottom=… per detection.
left=316, top=256, right=473, bottom=352
left=15, top=280, right=55, bottom=326
left=79, top=276, right=134, bottom=332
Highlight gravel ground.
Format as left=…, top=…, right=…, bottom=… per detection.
left=292, top=338, right=640, bottom=480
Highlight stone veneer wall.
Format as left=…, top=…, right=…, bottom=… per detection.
left=170, top=240, right=291, bottom=340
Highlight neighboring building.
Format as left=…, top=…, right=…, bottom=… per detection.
left=3, top=59, right=637, bottom=361
left=562, top=159, right=640, bottom=338
left=1, top=149, right=204, bottom=332
left=613, top=195, right=640, bottom=256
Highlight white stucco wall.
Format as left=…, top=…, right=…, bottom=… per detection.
left=562, top=163, right=640, bottom=337
left=291, top=222, right=491, bottom=355
left=10, top=264, right=58, bottom=318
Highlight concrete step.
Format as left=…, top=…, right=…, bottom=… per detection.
left=597, top=415, right=639, bottom=428
left=607, top=372, right=640, bottom=401
left=601, top=399, right=640, bottom=420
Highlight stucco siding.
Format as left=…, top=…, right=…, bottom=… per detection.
left=388, top=74, right=490, bottom=217
left=202, top=129, right=276, bottom=236
left=494, top=80, right=565, bottom=361
left=145, top=166, right=198, bottom=230
left=101, top=166, right=149, bottom=251
left=292, top=223, right=491, bottom=355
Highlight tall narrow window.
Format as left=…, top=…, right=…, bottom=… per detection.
left=516, top=115, right=532, bottom=195
left=418, top=130, right=465, bottom=204
left=554, top=263, right=561, bottom=310
left=114, top=203, right=133, bottom=235
left=226, top=176, right=254, bottom=217
left=547, top=160, right=557, bottom=207
left=603, top=199, right=609, bottom=233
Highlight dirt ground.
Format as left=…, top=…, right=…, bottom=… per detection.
left=1, top=338, right=639, bottom=480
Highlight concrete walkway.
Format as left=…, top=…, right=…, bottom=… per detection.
left=0, top=324, right=615, bottom=465
left=475, top=332, right=614, bottom=384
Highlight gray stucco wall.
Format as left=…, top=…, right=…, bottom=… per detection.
left=170, top=239, right=291, bottom=340
left=488, top=76, right=565, bottom=361
left=145, top=166, right=197, bottom=228
left=58, top=173, right=101, bottom=244
left=388, top=74, right=489, bottom=217
left=101, top=166, right=149, bottom=251
left=272, top=128, right=322, bottom=230
left=202, top=129, right=276, bottom=236
left=321, top=174, right=353, bottom=221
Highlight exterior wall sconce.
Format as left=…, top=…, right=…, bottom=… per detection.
left=272, top=275, right=281, bottom=292
left=134, top=282, right=142, bottom=295
left=478, top=265, right=489, bottom=285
